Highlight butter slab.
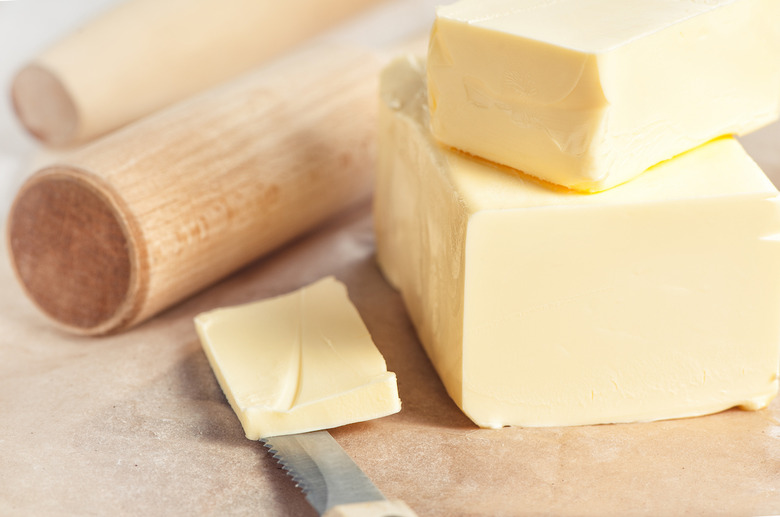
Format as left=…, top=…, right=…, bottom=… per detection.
left=195, top=276, right=401, bottom=439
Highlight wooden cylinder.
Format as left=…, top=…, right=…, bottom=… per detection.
left=11, top=0, right=382, bottom=146
left=7, top=45, right=380, bottom=335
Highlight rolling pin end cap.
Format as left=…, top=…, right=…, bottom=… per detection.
left=12, top=64, right=80, bottom=147
left=7, top=170, right=141, bottom=335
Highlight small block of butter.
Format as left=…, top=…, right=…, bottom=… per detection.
left=377, top=56, right=780, bottom=428
left=195, top=276, right=401, bottom=439
left=427, top=0, right=780, bottom=192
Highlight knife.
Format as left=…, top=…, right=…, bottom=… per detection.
left=262, top=430, right=417, bottom=517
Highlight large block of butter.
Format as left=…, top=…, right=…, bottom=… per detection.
left=195, top=276, right=401, bottom=439
left=376, top=57, right=780, bottom=428
left=427, top=0, right=780, bottom=192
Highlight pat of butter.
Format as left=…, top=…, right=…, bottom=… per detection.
left=376, top=56, right=780, bottom=428
left=195, top=276, right=401, bottom=439
left=427, top=0, right=780, bottom=192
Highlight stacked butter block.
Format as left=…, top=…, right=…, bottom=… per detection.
left=374, top=0, right=780, bottom=428
left=426, top=0, right=780, bottom=192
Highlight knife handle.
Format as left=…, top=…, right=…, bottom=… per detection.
left=323, top=499, right=418, bottom=517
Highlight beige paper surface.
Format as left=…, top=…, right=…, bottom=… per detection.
left=2, top=123, right=779, bottom=516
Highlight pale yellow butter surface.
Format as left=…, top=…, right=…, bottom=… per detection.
left=376, top=56, right=780, bottom=428
left=195, top=276, right=401, bottom=439
left=427, top=0, right=780, bottom=192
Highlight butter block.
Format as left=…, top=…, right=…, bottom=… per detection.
left=376, top=56, right=780, bottom=428
left=427, top=0, right=780, bottom=192
left=195, top=276, right=401, bottom=439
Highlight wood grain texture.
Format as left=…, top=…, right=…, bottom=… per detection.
left=7, top=45, right=381, bottom=335
left=11, top=0, right=383, bottom=146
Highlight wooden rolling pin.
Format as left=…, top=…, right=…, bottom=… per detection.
left=11, top=0, right=382, bottom=146
left=7, top=44, right=381, bottom=336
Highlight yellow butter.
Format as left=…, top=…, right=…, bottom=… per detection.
left=376, top=56, right=780, bottom=428
left=427, top=0, right=780, bottom=192
left=195, top=276, right=401, bottom=439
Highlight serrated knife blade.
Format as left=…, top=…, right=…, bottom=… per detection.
left=261, top=430, right=417, bottom=516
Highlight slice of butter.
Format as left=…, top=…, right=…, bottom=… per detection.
left=376, top=56, right=780, bottom=428
left=195, top=276, right=401, bottom=439
left=427, top=0, right=780, bottom=192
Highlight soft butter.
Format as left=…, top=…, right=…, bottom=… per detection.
left=195, top=276, right=401, bottom=439
left=376, top=56, right=780, bottom=428
left=427, top=0, right=780, bottom=192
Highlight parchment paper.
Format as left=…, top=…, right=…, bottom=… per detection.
left=2, top=122, right=779, bottom=516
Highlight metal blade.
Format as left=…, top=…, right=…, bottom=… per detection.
left=261, top=430, right=387, bottom=515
